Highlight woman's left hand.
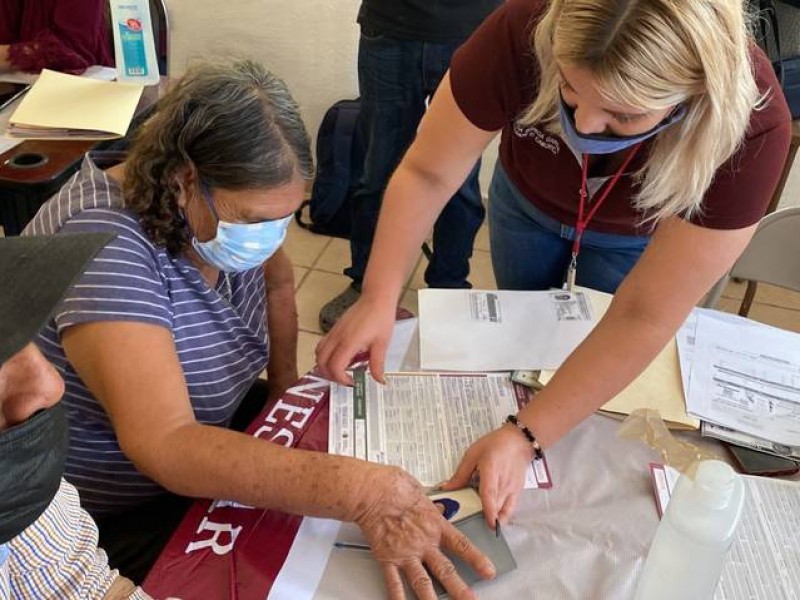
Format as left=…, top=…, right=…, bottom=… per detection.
left=441, top=426, right=534, bottom=528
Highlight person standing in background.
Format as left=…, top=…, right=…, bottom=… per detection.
left=318, top=0, right=501, bottom=332
left=0, top=0, right=112, bottom=74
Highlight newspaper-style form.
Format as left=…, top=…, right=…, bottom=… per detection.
left=680, top=309, right=800, bottom=447
left=651, top=464, right=800, bottom=599
left=329, top=371, right=551, bottom=489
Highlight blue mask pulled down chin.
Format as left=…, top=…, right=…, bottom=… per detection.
left=558, top=96, right=686, bottom=155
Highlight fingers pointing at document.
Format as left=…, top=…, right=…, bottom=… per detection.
left=316, top=293, right=396, bottom=385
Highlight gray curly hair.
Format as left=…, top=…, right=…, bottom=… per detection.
left=123, top=60, right=313, bottom=255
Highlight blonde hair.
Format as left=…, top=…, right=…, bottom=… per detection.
left=521, top=0, right=763, bottom=222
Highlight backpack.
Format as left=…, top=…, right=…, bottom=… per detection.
left=753, top=0, right=800, bottom=117
left=295, top=99, right=365, bottom=239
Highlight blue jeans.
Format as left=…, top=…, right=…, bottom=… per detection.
left=489, top=164, right=651, bottom=293
left=345, top=27, right=485, bottom=289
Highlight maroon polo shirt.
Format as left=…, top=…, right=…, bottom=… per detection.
left=450, top=0, right=792, bottom=235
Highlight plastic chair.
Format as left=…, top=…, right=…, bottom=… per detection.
left=703, top=207, right=800, bottom=315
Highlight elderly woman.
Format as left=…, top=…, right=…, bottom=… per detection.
left=23, top=62, right=494, bottom=599
left=317, top=0, right=791, bottom=526
left=0, top=0, right=112, bottom=73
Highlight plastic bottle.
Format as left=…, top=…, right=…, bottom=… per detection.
left=634, top=460, right=745, bottom=600
left=110, top=0, right=160, bottom=86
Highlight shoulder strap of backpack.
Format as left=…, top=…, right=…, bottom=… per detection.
left=319, top=101, right=360, bottom=216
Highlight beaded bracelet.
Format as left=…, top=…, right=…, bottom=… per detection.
left=505, top=415, right=544, bottom=460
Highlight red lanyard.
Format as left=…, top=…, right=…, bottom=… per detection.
left=565, top=143, right=641, bottom=291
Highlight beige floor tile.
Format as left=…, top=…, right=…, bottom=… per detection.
left=399, top=288, right=418, bottom=316
left=296, top=270, right=351, bottom=334
left=753, top=283, right=800, bottom=312
left=717, top=280, right=800, bottom=311
left=284, top=221, right=332, bottom=268
left=715, top=297, right=800, bottom=333
left=747, top=304, right=800, bottom=333
left=315, top=237, right=351, bottom=275
left=292, top=266, right=308, bottom=290
left=474, top=222, right=491, bottom=252
left=721, top=279, right=746, bottom=300
left=470, top=250, right=496, bottom=290
left=409, top=249, right=496, bottom=290
left=297, top=330, right=323, bottom=375
left=409, top=256, right=427, bottom=290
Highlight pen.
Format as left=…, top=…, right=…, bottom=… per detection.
left=496, top=518, right=500, bottom=539
left=334, top=541, right=372, bottom=551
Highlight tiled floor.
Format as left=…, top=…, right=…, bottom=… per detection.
left=3, top=215, right=797, bottom=376
left=287, top=220, right=800, bottom=375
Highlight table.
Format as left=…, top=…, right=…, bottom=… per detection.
left=0, top=79, right=166, bottom=236
left=140, top=373, right=733, bottom=599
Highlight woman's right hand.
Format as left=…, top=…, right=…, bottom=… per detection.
left=316, top=293, right=397, bottom=385
left=355, top=465, right=496, bottom=600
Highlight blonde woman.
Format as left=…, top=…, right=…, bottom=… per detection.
left=317, top=0, right=791, bottom=525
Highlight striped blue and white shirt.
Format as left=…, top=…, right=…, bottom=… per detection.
left=0, top=480, right=151, bottom=599
left=24, top=155, right=269, bottom=516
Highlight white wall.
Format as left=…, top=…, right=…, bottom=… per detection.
left=166, top=0, right=499, bottom=192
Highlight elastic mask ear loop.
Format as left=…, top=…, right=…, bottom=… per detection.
left=199, top=181, right=221, bottom=221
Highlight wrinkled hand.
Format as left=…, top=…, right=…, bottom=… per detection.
left=442, top=426, right=533, bottom=528
left=356, top=466, right=496, bottom=600
left=316, top=294, right=397, bottom=385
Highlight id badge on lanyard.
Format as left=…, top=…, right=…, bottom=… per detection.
left=563, top=143, right=641, bottom=292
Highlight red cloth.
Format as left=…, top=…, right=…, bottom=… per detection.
left=143, top=372, right=334, bottom=599
left=0, top=0, right=112, bottom=73
left=450, top=0, right=792, bottom=234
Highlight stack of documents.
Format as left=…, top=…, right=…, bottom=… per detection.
left=677, top=308, right=800, bottom=458
left=8, top=69, right=143, bottom=140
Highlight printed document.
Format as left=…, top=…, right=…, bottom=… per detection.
left=652, top=465, right=800, bottom=599
left=683, top=312, right=800, bottom=447
left=418, top=289, right=595, bottom=371
left=329, top=371, right=551, bottom=489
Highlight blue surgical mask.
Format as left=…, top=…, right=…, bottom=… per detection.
left=558, top=96, right=686, bottom=155
left=191, top=184, right=292, bottom=273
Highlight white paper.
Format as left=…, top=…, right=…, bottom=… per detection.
left=329, top=371, right=550, bottom=489
left=684, top=313, right=800, bottom=446
left=268, top=517, right=341, bottom=600
left=384, top=317, right=418, bottom=372
left=419, top=289, right=595, bottom=371
left=677, top=308, right=764, bottom=399
left=652, top=465, right=800, bottom=599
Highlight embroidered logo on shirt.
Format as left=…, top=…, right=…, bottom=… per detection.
left=513, top=122, right=561, bottom=155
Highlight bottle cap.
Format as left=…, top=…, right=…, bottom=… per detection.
left=694, top=460, right=736, bottom=510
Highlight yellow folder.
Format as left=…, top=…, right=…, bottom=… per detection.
left=8, top=69, right=144, bottom=140
left=539, top=288, right=700, bottom=430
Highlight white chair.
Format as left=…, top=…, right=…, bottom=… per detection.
left=703, top=207, right=800, bottom=315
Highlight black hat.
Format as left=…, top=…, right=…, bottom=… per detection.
left=0, top=233, right=114, bottom=364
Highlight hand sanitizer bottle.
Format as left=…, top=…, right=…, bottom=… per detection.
left=634, top=460, right=745, bottom=600
left=110, top=0, right=160, bottom=86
